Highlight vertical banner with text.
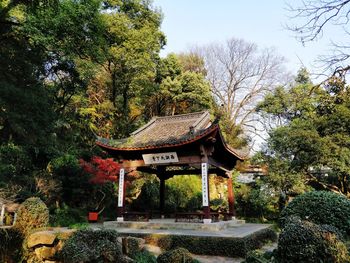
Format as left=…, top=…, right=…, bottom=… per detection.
left=201, top=163, right=209, bottom=206
left=118, top=168, right=125, bottom=207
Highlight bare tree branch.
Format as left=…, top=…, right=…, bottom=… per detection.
left=193, top=38, right=286, bottom=141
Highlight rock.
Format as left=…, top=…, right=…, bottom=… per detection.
left=144, top=244, right=162, bottom=256
left=56, top=228, right=75, bottom=240
left=34, top=246, right=56, bottom=260
left=27, top=231, right=57, bottom=248
left=122, top=236, right=145, bottom=256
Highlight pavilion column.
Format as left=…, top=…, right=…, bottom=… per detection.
left=226, top=172, right=236, bottom=219
left=201, top=162, right=211, bottom=224
left=159, top=177, right=165, bottom=218
left=157, top=166, right=166, bottom=219
left=0, top=203, right=4, bottom=226
left=117, top=168, right=125, bottom=222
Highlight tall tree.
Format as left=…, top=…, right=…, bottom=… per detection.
left=258, top=69, right=350, bottom=197
left=143, top=53, right=213, bottom=118
left=95, top=0, right=166, bottom=137
left=193, top=38, right=286, bottom=147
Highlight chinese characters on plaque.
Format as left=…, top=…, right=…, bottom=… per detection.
left=118, top=168, right=125, bottom=207
left=201, top=163, right=209, bottom=206
left=142, top=152, right=179, bottom=164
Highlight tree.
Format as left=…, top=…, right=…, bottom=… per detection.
left=79, top=156, right=120, bottom=184
left=287, top=0, right=350, bottom=74
left=92, top=0, right=165, bottom=137
left=143, top=53, right=213, bottom=117
left=258, top=69, right=350, bottom=197
left=193, top=38, right=286, bottom=147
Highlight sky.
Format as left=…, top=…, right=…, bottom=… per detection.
left=152, top=0, right=344, bottom=77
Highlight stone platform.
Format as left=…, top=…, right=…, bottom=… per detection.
left=103, top=218, right=246, bottom=232
left=93, top=220, right=277, bottom=257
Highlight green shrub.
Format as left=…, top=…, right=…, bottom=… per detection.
left=59, top=229, right=122, bottom=263
left=0, top=227, right=24, bottom=263
left=15, top=197, right=49, bottom=235
left=276, top=217, right=350, bottom=263
left=157, top=247, right=197, bottom=263
left=242, top=250, right=276, bottom=263
left=123, top=236, right=145, bottom=257
left=210, top=198, right=228, bottom=212
left=280, top=191, right=350, bottom=234
left=50, top=204, right=87, bottom=227
left=236, top=183, right=277, bottom=220
left=132, top=250, right=157, bottom=263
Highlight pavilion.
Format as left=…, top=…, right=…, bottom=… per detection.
left=96, top=111, right=244, bottom=223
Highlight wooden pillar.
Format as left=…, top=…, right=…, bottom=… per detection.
left=201, top=162, right=211, bottom=223
left=117, top=168, right=125, bottom=222
left=159, top=177, right=165, bottom=218
left=227, top=173, right=236, bottom=218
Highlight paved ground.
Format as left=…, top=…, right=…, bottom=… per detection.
left=101, top=223, right=271, bottom=238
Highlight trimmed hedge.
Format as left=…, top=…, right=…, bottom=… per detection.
left=242, top=250, right=275, bottom=263
left=15, top=197, right=49, bottom=236
left=59, top=229, right=123, bottom=263
left=157, top=247, right=197, bottom=263
left=280, top=191, right=350, bottom=235
left=276, top=217, right=350, bottom=263
left=119, top=227, right=277, bottom=257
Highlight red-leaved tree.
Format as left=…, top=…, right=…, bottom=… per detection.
left=79, top=156, right=120, bottom=184
left=79, top=156, right=121, bottom=212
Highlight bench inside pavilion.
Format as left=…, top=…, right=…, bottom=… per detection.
left=96, top=111, right=244, bottom=224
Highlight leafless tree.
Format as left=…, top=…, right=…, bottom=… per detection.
left=193, top=38, right=287, bottom=141
left=287, top=0, right=350, bottom=75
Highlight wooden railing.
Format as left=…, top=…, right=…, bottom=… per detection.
left=175, top=212, right=233, bottom=223
left=123, top=211, right=149, bottom=222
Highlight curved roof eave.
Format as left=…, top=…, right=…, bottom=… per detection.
left=96, top=124, right=219, bottom=152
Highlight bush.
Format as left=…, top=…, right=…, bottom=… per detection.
left=132, top=250, right=157, bottom=263
left=210, top=198, right=228, bottom=212
left=276, top=217, right=350, bottom=263
left=15, top=197, right=49, bottom=235
left=236, top=183, right=277, bottom=220
left=0, top=228, right=24, bottom=263
left=280, top=191, right=350, bottom=234
left=242, top=250, right=276, bottom=263
left=157, top=247, right=197, bottom=263
left=50, top=204, right=87, bottom=227
left=59, top=229, right=122, bottom=263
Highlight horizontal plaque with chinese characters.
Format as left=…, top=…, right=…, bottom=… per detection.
left=142, top=152, right=179, bottom=164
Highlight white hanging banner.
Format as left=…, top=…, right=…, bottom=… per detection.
left=118, top=168, right=125, bottom=207
left=201, top=163, right=209, bottom=206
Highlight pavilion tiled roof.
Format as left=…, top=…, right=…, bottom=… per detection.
left=97, top=111, right=214, bottom=149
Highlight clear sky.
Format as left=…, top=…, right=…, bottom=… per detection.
left=152, top=0, right=344, bottom=77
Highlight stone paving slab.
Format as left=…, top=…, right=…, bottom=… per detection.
left=102, top=223, right=271, bottom=238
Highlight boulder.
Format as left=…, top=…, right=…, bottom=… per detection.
left=27, top=231, right=57, bottom=248
left=34, top=246, right=56, bottom=260
left=56, top=228, right=76, bottom=240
